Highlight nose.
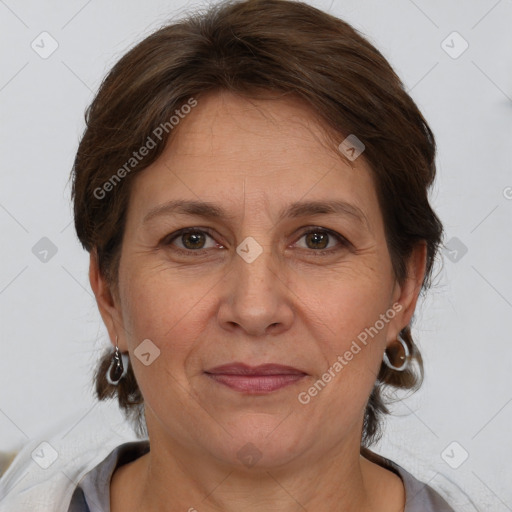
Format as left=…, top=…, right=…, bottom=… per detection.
left=217, top=241, right=294, bottom=337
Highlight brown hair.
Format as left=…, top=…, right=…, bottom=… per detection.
left=71, top=0, right=443, bottom=446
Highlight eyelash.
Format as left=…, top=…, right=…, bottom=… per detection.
left=162, top=227, right=350, bottom=256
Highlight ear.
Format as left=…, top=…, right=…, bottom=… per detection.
left=89, top=249, right=127, bottom=351
left=388, top=241, right=428, bottom=341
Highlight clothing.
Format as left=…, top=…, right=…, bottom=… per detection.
left=65, top=440, right=456, bottom=512
left=0, top=404, right=138, bottom=512
left=0, top=411, right=464, bottom=512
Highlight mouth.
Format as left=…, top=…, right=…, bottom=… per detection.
left=204, top=363, right=308, bottom=394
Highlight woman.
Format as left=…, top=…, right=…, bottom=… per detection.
left=0, top=0, right=459, bottom=510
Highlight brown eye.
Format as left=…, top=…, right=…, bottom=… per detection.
left=304, top=231, right=329, bottom=250
left=295, top=228, right=349, bottom=253
left=181, top=231, right=207, bottom=250
left=165, top=228, right=219, bottom=252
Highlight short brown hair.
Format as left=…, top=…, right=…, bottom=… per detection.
left=72, top=0, right=443, bottom=446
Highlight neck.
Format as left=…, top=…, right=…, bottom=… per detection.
left=115, top=439, right=395, bottom=512
left=110, top=411, right=405, bottom=512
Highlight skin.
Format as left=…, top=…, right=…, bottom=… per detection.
left=90, top=89, right=427, bottom=512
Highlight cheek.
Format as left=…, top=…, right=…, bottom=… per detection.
left=294, top=266, right=394, bottom=406
left=117, top=265, right=217, bottom=422
left=299, top=263, right=394, bottom=347
left=119, top=262, right=219, bottom=366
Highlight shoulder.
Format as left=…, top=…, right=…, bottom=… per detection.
left=361, top=447, right=457, bottom=512
left=0, top=407, right=138, bottom=512
left=69, top=440, right=150, bottom=512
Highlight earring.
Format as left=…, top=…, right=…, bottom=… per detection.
left=383, top=332, right=410, bottom=372
left=106, top=336, right=129, bottom=385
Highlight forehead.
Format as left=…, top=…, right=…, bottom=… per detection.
left=127, top=89, right=381, bottom=229
left=163, top=89, right=346, bottom=170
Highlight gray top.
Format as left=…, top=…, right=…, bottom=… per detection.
left=67, top=441, right=456, bottom=511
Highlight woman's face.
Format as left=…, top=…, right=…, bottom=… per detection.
left=96, top=90, right=423, bottom=469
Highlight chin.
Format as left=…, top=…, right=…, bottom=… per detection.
left=210, top=415, right=311, bottom=470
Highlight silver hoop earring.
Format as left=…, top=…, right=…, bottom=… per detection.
left=383, top=333, right=410, bottom=372
left=106, top=336, right=129, bottom=385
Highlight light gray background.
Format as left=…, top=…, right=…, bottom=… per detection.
left=0, top=0, right=511, bottom=510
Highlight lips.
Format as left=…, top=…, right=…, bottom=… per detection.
left=204, top=363, right=307, bottom=393
left=206, top=363, right=306, bottom=375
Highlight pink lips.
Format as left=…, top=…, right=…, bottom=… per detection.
left=205, top=363, right=307, bottom=393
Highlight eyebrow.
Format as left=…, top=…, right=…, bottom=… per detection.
left=143, top=199, right=370, bottom=229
